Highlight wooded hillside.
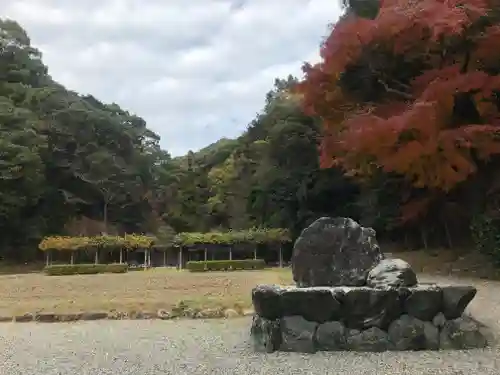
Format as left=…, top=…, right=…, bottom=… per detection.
left=0, top=19, right=175, bottom=260
left=4, top=0, right=500, bottom=264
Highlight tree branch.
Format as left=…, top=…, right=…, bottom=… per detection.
left=377, top=78, right=413, bottom=100
left=59, top=189, right=90, bottom=204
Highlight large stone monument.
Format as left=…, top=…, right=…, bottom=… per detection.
left=250, top=217, right=493, bottom=353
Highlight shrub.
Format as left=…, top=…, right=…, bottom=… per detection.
left=471, top=214, right=500, bottom=265
left=128, top=265, right=151, bottom=271
left=186, top=259, right=266, bottom=272
left=106, top=264, right=128, bottom=273
left=44, top=263, right=128, bottom=276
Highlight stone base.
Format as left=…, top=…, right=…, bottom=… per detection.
left=251, top=313, right=493, bottom=352
left=250, top=284, right=493, bottom=352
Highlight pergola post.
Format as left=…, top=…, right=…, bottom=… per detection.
left=163, top=250, right=167, bottom=267
left=94, top=249, right=99, bottom=264
left=144, top=249, right=149, bottom=269
left=45, top=250, right=50, bottom=266
left=204, top=247, right=208, bottom=261
left=278, top=245, right=283, bottom=268
left=70, top=252, right=74, bottom=265
left=229, top=246, right=232, bottom=261
left=178, top=246, right=183, bottom=269
left=253, top=246, right=257, bottom=260
left=119, top=249, right=123, bottom=264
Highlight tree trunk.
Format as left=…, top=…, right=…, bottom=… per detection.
left=420, top=226, right=428, bottom=250
left=443, top=217, right=453, bottom=249
left=103, top=201, right=108, bottom=234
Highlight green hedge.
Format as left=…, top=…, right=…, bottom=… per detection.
left=128, top=266, right=148, bottom=271
left=186, top=259, right=266, bottom=272
left=44, top=263, right=128, bottom=276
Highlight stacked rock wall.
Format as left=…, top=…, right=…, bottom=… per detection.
left=251, top=284, right=492, bottom=352
left=250, top=217, right=493, bottom=353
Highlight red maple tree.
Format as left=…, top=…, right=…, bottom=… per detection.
left=298, top=0, right=500, bottom=197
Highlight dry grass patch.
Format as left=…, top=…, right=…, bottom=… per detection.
left=0, top=249, right=497, bottom=317
left=0, top=267, right=293, bottom=316
left=396, top=249, right=499, bottom=278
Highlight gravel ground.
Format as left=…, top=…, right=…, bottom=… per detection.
left=0, top=275, right=499, bottom=375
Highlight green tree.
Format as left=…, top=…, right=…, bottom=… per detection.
left=0, top=18, right=164, bottom=260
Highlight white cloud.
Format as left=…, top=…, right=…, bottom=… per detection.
left=0, top=0, right=341, bottom=156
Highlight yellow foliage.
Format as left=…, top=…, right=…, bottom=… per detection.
left=38, top=234, right=155, bottom=252
left=174, top=228, right=291, bottom=246
left=40, top=229, right=291, bottom=251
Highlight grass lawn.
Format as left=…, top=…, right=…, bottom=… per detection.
left=0, top=267, right=293, bottom=316
left=0, top=249, right=496, bottom=317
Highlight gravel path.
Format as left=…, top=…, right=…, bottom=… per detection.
left=0, top=275, right=499, bottom=375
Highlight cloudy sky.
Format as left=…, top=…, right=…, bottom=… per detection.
left=1, top=0, right=341, bottom=156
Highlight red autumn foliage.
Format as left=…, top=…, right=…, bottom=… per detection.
left=298, top=0, right=500, bottom=200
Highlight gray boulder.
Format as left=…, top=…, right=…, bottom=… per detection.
left=292, top=217, right=384, bottom=287
left=388, top=315, right=439, bottom=350
left=432, top=312, right=447, bottom=328
left=403, top=284, right=442, bottom=321
left=366, top=258, right=417, bottom=288
left=341, top=287, right=401, bottom=329
left=346, top=327, right=392, bottom=352
left=316, top=321, right=347, bottom=350
left=440, top=316, right=491, bottom=350
left=251, top=284, right=283, bottom=320
left=441, top=285, right=477, bottom=320
left=280, top=287, right=343, bottom=323
left=279, top=316, right=318, bottom=353
left=250, top=315, right=281, bottom=353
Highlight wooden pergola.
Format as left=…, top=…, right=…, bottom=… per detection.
left=39, top=235, right=159, bottom=269
left=173, top=228, right=291, bottom=269
left=39, top=229, right=292, bottom=270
